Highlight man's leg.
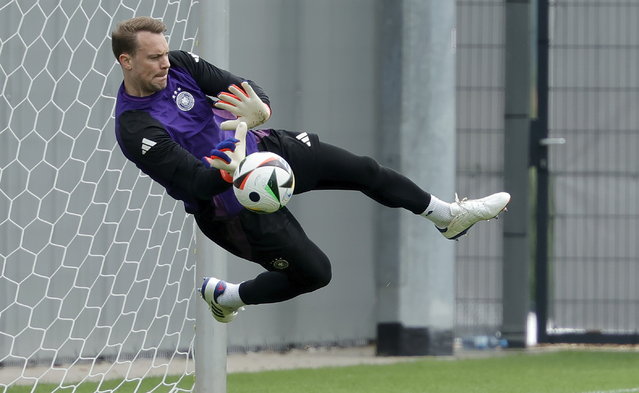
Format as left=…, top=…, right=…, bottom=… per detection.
left=199, top=208, right=332, bottom=322
left=271, top=131, right=510, bottom=240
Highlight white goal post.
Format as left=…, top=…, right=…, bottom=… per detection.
left=194, top=1, right=230, bottom=393
left=0, top=1, right=225, bottom=391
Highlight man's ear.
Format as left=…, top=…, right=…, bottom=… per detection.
left=119, top=53, right=132, bottom=70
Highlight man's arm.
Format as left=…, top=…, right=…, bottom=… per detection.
left=168, top=50, right=270, bottom=106
left=117, top=110, right=231, bottom=201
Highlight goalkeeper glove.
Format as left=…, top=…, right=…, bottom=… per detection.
left=214, top=81, right=271, bottom=130
left=203, top=122, right=248, bottom=182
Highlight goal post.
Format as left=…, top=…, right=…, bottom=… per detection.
left=194, top=1, right=231, bottom=393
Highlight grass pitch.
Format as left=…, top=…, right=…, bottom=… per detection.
left=6, top=350, right=639, bottom=393
left=227, top=350, right=639, bottom=393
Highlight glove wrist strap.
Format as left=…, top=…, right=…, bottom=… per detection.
left=220, top=170, right=233, bottom=183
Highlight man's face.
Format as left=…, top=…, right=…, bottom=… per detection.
left=122, top=31, right=170, bottom=96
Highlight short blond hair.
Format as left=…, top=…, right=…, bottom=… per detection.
left=111, top=16, right=166, bottom=60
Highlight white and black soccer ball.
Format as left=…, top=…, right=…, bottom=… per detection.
left=232, top=152, right=295, bottom=213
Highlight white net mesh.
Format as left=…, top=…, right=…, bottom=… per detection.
left=0, top=1, right=200, bottom=391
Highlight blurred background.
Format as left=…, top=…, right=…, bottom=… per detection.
left=1, top=0, right=638, bottom=388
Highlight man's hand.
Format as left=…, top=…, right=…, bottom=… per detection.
left=214, top=81, right=271, bottom=130
left=203, top=122, right=248, bottom=182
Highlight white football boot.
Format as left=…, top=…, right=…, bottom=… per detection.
left=199, top=277, right=241, bottom=323
left=437, top=192, right=511, bottom=240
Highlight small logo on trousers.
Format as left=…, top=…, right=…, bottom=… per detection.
left=271, top=258, right=289, bottom=270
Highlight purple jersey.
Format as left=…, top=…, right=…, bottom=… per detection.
left=115, top=51, right=269, bottom=216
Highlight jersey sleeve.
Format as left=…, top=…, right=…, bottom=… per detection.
left=168, top=50, right=270, bottom=106
left=116, top=110, right=231, bottom=203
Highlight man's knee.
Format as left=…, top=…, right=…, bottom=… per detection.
left=310, top=261, right=332, bottom=290
left=295, top=254, right=332, bottom=293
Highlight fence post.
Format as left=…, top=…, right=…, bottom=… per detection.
left=531, top=0, right=550, bottom=344
left=502, top=0, right=533, bottom=348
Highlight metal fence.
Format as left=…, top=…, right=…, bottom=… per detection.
left=538, top=0, right=639, bottom=343
left=455, top=0, right=639, bottom=344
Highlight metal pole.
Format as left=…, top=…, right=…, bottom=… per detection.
left=195, top=1, right=230, bottom=392
left=502, top=0, right=532, bottom=348
left=533, top=0, right=551, bottom=344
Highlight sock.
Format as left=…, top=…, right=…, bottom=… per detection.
left=216, top=281, right=246, bottom=309
left=421, top=195, right=454, bottom=228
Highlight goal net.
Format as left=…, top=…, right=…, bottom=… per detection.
left=1, top=1, right=201, bottom=391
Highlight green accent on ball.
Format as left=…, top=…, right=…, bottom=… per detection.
left=265, top=169, right=281, bottom=203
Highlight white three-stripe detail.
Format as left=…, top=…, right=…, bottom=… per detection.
left=296, top=132, right=311, bottom=147
left=142, top=138, right=157, bottom=155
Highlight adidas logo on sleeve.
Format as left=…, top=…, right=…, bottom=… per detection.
left=141, top=138, right=157, bottom=155
left=295, top=132, right=311, bottom=147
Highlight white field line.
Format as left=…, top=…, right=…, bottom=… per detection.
left=579, top=388, right=639, bottom=393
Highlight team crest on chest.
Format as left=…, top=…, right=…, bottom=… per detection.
left=172, top=87, right=195, bottom=111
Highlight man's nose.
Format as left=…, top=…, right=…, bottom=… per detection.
left=161, top=55, right=170, bottom=68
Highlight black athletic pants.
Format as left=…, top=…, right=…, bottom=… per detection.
left=194, top=130, right=431, bottom=305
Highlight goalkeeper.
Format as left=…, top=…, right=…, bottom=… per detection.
left=112, top=17, right=510, bottom=323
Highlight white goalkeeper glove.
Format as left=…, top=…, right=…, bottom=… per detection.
left=203, top=122, right=248, bottom=182
left=214, top=81, right=271, bottom=130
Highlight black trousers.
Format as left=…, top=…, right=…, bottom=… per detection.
left=194, top=130, right=430, bottom=305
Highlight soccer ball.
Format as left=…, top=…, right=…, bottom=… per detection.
left=232, top=152, right=295, bottom=213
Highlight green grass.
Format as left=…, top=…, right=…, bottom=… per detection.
left=6, top=351, right=639, bottom=393
left=227, top=351, right=639, bottom=393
